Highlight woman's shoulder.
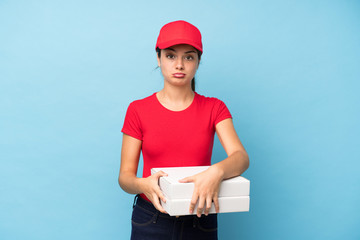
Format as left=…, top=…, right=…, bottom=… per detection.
left=195, top=92, right=226, bottom=105
left=195, top=92, right=232, bottom=120
left=127, top=92, right=157, bottom=108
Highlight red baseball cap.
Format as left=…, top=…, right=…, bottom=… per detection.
left=155, top=20, right=203, bottom=53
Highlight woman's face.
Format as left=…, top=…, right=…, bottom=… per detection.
left=157, top=44, right=200, bottom=89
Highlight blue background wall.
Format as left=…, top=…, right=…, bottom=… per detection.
left=1, top=0, right=359, bottom=239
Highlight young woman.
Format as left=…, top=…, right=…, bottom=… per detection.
left=118, top=20, right=249, bottom=240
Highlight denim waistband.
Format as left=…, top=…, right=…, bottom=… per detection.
left=133, top=194, right=200, bottom=220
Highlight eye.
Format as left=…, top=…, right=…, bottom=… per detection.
left=166, top=54, right=175, bottom=59
left=184, top=55, right=194, bottom=61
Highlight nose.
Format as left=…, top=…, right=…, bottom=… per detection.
left=175, top=57, right=184, bottom=70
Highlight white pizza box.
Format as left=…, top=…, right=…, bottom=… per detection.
left=151, top=166, right=250, bottom=199
left=161, top=195, right=250, bottom=216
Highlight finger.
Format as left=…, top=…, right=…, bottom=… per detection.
left=197, top=196, right=205, bottom=218
left=213, top=195, right=220, bottom=213
left=204, top=196, right=212, bottom=216
left=156, top=171, right=168, bottom=178
left=156, top=187, right=167, bottom=203
left=179, top=176, right=193, bottom=183
left=151, top=193, right=167, bottom=214
left=189, top=191, right=198, bottom=214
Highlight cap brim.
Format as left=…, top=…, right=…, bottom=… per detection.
left=157, top=39, right=202, bottom=53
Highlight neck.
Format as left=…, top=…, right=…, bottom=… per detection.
left=158, top=84, right=194, bottom=103
left=156, top=85, right=195, bottom=111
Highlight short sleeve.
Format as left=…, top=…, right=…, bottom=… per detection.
left=121, top=102, right=143, bottom=141
left=213, top=99, right=232, bottom=126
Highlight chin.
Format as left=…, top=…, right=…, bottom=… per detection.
left=166, top=79, right=191, bottom=87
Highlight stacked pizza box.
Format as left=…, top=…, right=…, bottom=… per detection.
left=151, top=166, right=250, bottom=216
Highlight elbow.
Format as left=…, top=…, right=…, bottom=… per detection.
left=118, top=172, right=137, bottom=193
left=118, top=176, right=121, bottom=186
left=244, top=153, right=250, bottom=171
left=118, top=174, right=125, bottom=191
left=118, top=176, right=122, bottom=188
left=237, top=150, right=249, bottom=174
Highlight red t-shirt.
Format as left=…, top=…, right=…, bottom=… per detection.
left=121, top=92, right=232, bottom=200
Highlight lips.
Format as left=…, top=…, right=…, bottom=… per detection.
left=173, top=73, right=186, bottom=78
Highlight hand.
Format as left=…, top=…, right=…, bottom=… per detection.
left=179, top=166, right=224, bottom=217
left=140, top=171, right=168, bottom=214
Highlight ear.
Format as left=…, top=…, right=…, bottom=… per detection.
left=156, top=53, right=161, bottom=67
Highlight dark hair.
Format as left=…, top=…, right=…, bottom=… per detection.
left=156, top=47, right=202, bottom=91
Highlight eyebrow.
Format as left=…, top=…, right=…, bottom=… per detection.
left=164, top=48, right=196, bottom=54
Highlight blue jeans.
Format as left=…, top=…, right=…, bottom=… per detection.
left=131, top=195, right=218, bottom=240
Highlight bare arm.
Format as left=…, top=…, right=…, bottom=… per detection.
left=212, top=118, right=249, bottom=180
left=118, top=133, right=142, bottom=194
left=179, top=118, right=249, bottom=216
left=118, top=134, right=168, bottom=213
